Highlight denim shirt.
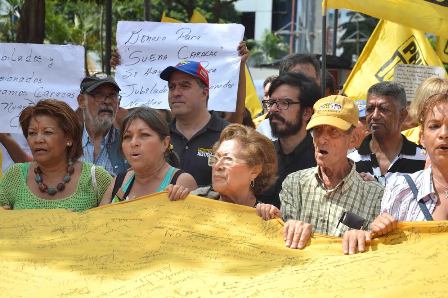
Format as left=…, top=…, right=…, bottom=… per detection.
left=81, top=126, right=128, bottom=176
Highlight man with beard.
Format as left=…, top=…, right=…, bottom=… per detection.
left=257, top=72, right=321, bottom=207
left=348, top=82, right=426, bottom=186
left=77, top=76, right=129, bottom=176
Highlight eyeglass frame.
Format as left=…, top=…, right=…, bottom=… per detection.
left=208, top=154, right=247, bottom=167
left=87, top=92, right=122, bottom=103
left=261, top=98, right=301, bottom=110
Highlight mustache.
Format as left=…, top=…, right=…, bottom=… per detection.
left=269, top=112, right=285, bottom=123
left=98, top=107, right=114, bottom=114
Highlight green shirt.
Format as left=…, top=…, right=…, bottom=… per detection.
left=0, top=162, right=112, bottom=212
left=280, top=163, right=384, bottom=237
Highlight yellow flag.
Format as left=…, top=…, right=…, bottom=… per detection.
left=436, top=37, right=448, bottom=64
left=326, top=0, right=448, bottom=38
left=160, top=11, right=181, bottom=23
left=190, top=9, right=208, bottom=23
left=343, top=20, right=445, bottom=100
left=245, top=66, right=263, bottom=117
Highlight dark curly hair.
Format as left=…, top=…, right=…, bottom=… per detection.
left=19, top=99, right=83, bottom=161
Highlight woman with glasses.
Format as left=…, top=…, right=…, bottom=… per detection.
left=192, top=124, right=277, bottom=207
left=100, top=107, right=197, bottom=204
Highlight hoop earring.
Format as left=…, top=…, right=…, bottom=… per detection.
left=250, top=180, right=255, bottom=188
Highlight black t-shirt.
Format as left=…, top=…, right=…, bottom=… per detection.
left=170, top=113, right=228, bottom=187
left=257, top=132, right=316, bottom=208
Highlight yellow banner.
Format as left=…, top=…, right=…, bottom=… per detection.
left=325, top=0, right=448, bottom=38
left=343, top=20, right=445, bottom=100
left=1, top=193, right=448, bottom=296
left=436, top=37, right=448, bottom=64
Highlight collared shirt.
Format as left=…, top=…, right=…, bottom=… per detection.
left=348, top=134, right=426, bottom=186
left=81, top=126, right=115, bottom=175
left=258, top=132, right=316, bottom=208
left=381, top=167, right=437, bottom=221
left=170, top=113, right=228, bottom=187
left=280, top=162, right=384, bottom=237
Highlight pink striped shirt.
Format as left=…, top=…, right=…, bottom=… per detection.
left=381, top=167, right=437, bottom=221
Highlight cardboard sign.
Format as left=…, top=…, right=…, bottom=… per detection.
left=0, top=43, right=84, bottom=132
left=116, top=21, right=245, bottom=111
left=394, top=64, right=445, bottom=101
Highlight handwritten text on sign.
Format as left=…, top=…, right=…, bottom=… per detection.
left=116, top=21, right=245, bottom=111
left=0, top=43, right=84, bottom=133
left=394, top=64, right=446, bottom=101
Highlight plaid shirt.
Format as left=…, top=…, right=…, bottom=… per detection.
left=280, top=162, right=384, bottom=236
left=381, top=167, right=436, bottom=221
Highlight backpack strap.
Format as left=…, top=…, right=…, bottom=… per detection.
left=403, top=174, right=433, bottom=221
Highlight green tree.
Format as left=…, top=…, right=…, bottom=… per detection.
left=338, top=12, right=378, bottom=64
left=247, top=30, right=288, bottom=66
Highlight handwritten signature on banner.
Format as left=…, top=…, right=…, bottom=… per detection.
left=0, top=193, right=447, bottom=297
left=0, top=43, right=84, bottom=133
left=115, top=21, right=245, bottom=112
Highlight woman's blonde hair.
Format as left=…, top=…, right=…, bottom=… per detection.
left=410, top=77, right=448, bottom=123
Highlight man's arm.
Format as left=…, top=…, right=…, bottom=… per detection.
left=224, top=41, right=249, bottom=124
left=0, top=133, right=31, bottom=163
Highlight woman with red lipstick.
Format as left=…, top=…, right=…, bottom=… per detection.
left=100, top=107, right=197, bottom=204
left=0, top=99, right=113, bottom=211
left=192, top=124, right=277, bottom=207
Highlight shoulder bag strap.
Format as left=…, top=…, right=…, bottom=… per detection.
left=403, top=174, right=433, bottom=221
left=110, top=171, right=128, bottom=201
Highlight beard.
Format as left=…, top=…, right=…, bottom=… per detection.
left=84, top=106, right=115, bottom=133
left=269, top=110, right=304, bottom=138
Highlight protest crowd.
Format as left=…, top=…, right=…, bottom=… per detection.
left=0, top=4, right=447, bottom=265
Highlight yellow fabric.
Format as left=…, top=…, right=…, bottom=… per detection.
left=343, top=20, right=446, bottom=101
left=253, top=112, right=268, bottom=127
left=402, top=125, right=421, bottom=145
left=325, top=0, right=448, bottom=38
left=190, top=10, right=208, bottom=23
left=160, top=11, right=181, bottom=23
left=245, top=65, right=263, bottom=118
left=436, top=37, right=448, bottom=64
left=1, top=193, right=448, bottom=296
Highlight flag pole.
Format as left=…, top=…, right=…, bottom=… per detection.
left=321, top=0, right=327, bottom=96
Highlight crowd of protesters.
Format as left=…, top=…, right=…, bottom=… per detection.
left=0, top=40, right=447, bottom=255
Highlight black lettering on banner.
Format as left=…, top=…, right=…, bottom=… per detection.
left=424, top=0, right=448, bottom=7
left=375, top=35, right=428, bottom=82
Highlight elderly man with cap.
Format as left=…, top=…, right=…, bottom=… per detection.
left=159, top=61, right=228, bottom=186
left=77, top=76, right=129, bottom=176
left=257, top=95, right=384, bottom=251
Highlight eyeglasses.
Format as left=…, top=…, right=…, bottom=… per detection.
left=208, top=154, right=246, bottom=167
left=262, top=98, right=301, bottom=110
left=88, top=92, right=121, bottom=103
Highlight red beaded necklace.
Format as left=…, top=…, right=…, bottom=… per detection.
left=34, top=161, right=75, bottom=196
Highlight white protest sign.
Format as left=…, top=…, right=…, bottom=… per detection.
left=116, top=21, right=245, bottom=111
left=394, top=64, right=446, bottom=101
left=0, top=43, right=84, bottom=133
